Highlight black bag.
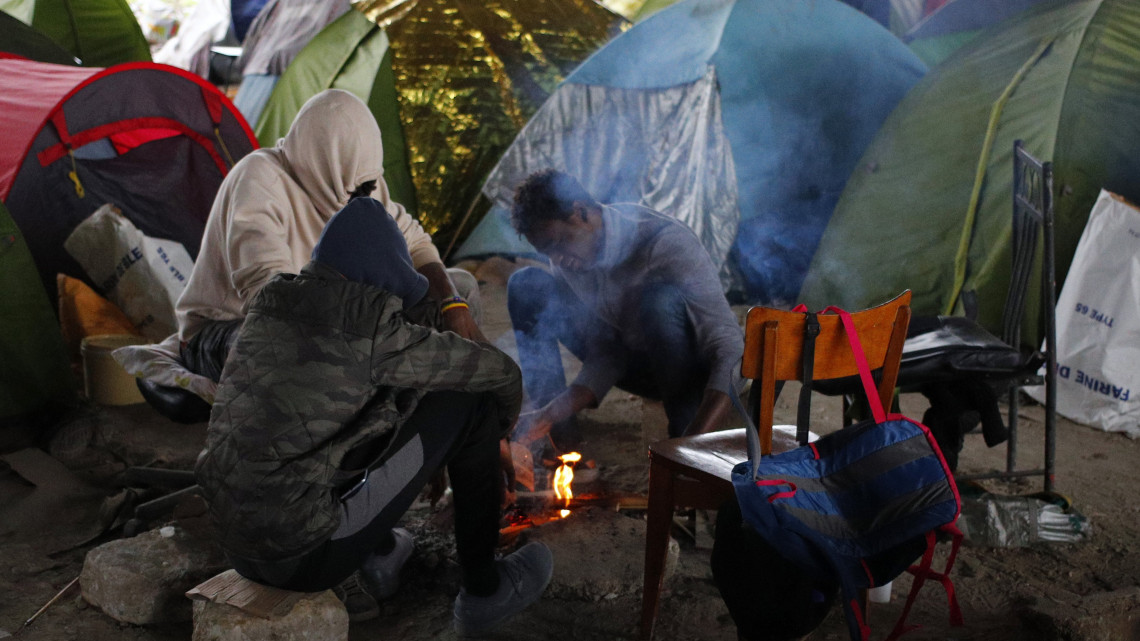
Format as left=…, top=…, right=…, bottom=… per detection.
left=712, top=498, right=839, bottom=641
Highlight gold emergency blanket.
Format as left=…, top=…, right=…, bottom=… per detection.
left=353, top=0, right=627, bottom=255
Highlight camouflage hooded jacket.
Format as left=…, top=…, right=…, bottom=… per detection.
left=195, top=261, right=522, bottom=562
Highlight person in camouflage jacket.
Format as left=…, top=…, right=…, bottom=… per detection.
left=195, top=197, right=529, bottom=602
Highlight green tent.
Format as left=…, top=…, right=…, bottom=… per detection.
left=25, top=0, right=150, bottom=66
left=800, top=0, right=1140, bottom=349
left=256, top=0, right=625, bottom=255
left=0, top=200, right=74, bottom=421
left=0, top=9, right=78, bottom=64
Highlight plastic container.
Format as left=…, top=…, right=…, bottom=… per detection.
left=867, top=581, right=893, bottom=603
left=80, top=334, right=147, bottom=405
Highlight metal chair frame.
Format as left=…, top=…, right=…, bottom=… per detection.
left=956, top=139, right=1057, bottom=491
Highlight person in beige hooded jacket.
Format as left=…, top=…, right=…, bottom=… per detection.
left=132, top=89, right=483, bottom=423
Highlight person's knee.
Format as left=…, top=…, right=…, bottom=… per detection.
left=507, top=267, right=555, bottom=329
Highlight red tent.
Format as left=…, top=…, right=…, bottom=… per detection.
left=0, top=56, right=258, bottom=299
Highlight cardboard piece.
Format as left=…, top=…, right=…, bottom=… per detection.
left=185, top=570, right=312, bottom=619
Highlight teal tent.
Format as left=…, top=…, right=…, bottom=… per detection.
left=800, top=0, right=1140, bottom=348
left=466, top=0, right=926, bottom=302
left=0, top=200, right=74, bottom=421
left=255, top=0, right=625, bottom=255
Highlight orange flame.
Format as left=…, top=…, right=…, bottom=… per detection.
left=554, top=452, right=581, bottom=517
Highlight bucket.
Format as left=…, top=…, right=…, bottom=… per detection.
left=81, top=334, right=147, bottom=405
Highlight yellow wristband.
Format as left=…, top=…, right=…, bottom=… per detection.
left=441, top=301, right=469, bottom=314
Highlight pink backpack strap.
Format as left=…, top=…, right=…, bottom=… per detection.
left=885, top=525, right=965, bottom=641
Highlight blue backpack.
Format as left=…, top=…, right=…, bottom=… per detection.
left=731, top=307, right=963, bottom=641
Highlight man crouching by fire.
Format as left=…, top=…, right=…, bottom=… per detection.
left=507, top=169, right=745, bottom=450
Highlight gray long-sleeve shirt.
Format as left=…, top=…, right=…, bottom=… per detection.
left=554, top=203, right=744, bottom=402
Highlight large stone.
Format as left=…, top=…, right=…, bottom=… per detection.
left=520, top=506, right=679, bottom=601
left=191, top=591, right=348, bottom=641
left=80, top=525, right=227, bottom=625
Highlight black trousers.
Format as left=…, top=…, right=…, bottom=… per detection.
left=228, top=390, right=503, bottom=593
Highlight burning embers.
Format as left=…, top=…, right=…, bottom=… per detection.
left=500, top=450, right=599, bottom=540
left=553, top=452, right=582, bottom=518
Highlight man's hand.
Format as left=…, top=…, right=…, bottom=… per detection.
left=442, top=305, right=488, bottom=343
left=419, top=261, right=488, bottom=343
left=512, top=409, right=554, bottom=447
left=682, top=389, right=735, bottom=437
left=499, top=438, right=519, bottom=507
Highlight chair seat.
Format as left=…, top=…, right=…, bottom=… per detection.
left=649, top=426, right=812, bottom=483
left=815, top=316, right=1040, bottom=396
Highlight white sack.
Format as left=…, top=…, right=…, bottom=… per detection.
left=1027, top=190, right=1140, bottom=437
left=64, top=204, right=195, bottom=342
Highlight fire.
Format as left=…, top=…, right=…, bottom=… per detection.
left=553, top=452, right=581, bottom=517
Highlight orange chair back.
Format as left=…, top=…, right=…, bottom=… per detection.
left=741, top=291, right=911, bottom=454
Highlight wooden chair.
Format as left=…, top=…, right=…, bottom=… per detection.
left=639, top=291, right=911, bottom=640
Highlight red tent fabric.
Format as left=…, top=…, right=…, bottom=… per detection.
left=0, top=56, right=258, bottom=299
left=0, top=57, right=99, bottom=198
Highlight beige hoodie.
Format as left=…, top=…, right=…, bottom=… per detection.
left=176, top=89, right=440, bottom=340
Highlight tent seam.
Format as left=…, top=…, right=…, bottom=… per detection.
left=945, top=38, right=1054, bottom=315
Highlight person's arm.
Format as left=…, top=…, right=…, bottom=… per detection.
left=513, top=384, right=597, bottom=446
left=652, top=229, right=745, bottom=435
left=225, top=181, right=299, bottom=312
left=683, top=389, right=735, bottom=436
left=372, top=316, right=521, bottom=434
left=385, top=199, right=486, bottom=342
left=417, top=261, right=486, bottom=342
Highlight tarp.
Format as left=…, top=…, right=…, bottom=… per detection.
left=228, top=0, right=352, bottom=126
left=0, top=57, right=259, bottom=303
left=468, top=0, right=926, bottom=302
left=22, top=0, right=151, bottom=66
left=0, top=199, right=74, bottom=420
left=800, top=0, right=1140, bottom=349
left=257, top=0, right=626, bottom=255
left=0, top=9, right=78, bottom=64
left=152, top=0, right=232, bottom=78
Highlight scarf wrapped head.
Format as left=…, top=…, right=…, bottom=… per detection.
left=278, top=89, right=406, bottom=223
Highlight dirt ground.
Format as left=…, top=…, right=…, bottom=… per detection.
left=1, top=276, right=1138, bottom=641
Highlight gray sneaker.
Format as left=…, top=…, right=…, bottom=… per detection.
left=359, top=527, right=415, bottom=600
left=452, top=542, right=554, bottom=638
left=332, top=572, right=380, bottom=622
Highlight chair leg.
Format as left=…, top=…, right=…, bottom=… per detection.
left=1006, top=383, right=1019, bottom=474
left=641, top=456, right=675, bottom=641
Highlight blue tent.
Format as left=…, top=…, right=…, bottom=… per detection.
left=464, top=0, right=926, bottom=303
left=230, top=0, right=269, bottom=42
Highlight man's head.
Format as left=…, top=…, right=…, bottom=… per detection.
left=511, top=169, right=603, bottom=271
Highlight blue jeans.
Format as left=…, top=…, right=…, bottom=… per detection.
left=507, top=267, right=708, bottom=438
